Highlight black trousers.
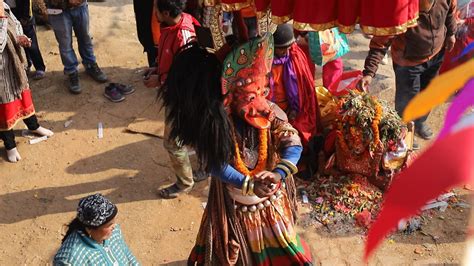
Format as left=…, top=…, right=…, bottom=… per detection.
left=0, top=115, right=39, bottom=150
left=23, top=17, right=46, bottom=72
left=10, top=8, right=46, bottom=72
left=133, top=0, right=157, bottom=67
left=393, top=50, right=445, bottom=126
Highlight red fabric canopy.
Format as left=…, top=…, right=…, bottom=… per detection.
left=205, top=0, right=419, bottom=36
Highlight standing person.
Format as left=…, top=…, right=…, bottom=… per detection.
left=144, top=0, right=203, bottom=199
left=359, top=0, right=457, bottom=146
left=269, top=23, right=321, bottom=148
left=133, top=0, right=157, bottom=67
left=45, top=0, right=108, bottom=94
left=0, top=1, right=53, bottom=163
left=159, top=35, right=313, bottom=265
left=5, top=0, right=46, bottom=80
left=54, top=194, right=140, bottom=265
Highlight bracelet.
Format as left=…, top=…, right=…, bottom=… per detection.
left=274, top=165, right=291, bottom=178
left=0, top=16, right=7, bottom=19
left=241, top=175, right=250, bottom=195
left=279, top=159, right=298, bottom=174
left=248, top=180, right=255, bottom=196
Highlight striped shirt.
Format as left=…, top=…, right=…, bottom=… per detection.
left=53, top=224, right=140, bottom=266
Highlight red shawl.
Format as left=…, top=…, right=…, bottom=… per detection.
left=288, top=43, right=322, bottom=147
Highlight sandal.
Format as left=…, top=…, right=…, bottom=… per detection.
left=158, top=183, right=193, bottom=199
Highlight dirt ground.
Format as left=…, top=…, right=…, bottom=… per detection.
left=0, top=1, right=469, bottom=265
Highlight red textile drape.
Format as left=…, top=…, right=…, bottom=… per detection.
left=205, top=0, right=419, bottom=36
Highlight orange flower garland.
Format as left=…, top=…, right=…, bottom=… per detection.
left=233, top=128, right=269, bottom=176
left=372, top=98, right=382, bottom=143
left=336, top=130, right=350, bottom=154
left=371, top=97, right=383, bottom=150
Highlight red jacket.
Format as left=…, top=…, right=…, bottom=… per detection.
left=157, top=13, right=199, bottom=84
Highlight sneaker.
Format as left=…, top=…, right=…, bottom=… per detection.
left=32, top=70, right=46, bottom=80
left=68, top=71, right=81, bottom=94
left=415, top=123, right=434, bottom=140
left=111, top=83, right=135, bottom=95
left=104, top=84, right=125, bottom=102
left=85, top=62, right=108, bottom=83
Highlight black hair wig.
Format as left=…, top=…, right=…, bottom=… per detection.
left=158, top=43, right=234, bottom=172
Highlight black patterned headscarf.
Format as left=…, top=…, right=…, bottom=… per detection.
left=77, top=194, right=117, bottom=228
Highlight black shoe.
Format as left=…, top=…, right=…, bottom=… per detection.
left=68, top=71, right=81, bottom=94
left=85, top=62, right=108, bottom=83
left=415, top=123, right=434, bottom=140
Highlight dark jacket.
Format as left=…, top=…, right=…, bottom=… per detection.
left=8, top=0, right=32, bottom=21
left=363, top=0, right=457, bottom=77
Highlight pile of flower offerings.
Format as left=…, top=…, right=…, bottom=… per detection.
left=298, top=174, right=383, bottom=229
left=321, top=90, right=414, bottom=191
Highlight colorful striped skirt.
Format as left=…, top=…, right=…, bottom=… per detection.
left=189, top=184, right=313, bottom=265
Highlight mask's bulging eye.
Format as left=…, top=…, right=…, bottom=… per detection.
left=263, top=87, right=270, bottom=97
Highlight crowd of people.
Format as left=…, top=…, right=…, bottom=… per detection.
left=1, top=0, right=471, bottom=264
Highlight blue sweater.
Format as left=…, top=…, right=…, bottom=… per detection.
left=54, top=224, right=140, bottom=266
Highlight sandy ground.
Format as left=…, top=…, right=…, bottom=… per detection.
left=0, top=1, right=469, bottom=265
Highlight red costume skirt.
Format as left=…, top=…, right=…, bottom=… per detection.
left=0, top=89, right=35, bottom=131
left=209, top=0, right=419, bottom=36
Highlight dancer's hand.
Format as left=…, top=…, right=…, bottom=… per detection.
left=253, top=181, right=277, bottom=198
left=254, top=171, right=282, bottom=184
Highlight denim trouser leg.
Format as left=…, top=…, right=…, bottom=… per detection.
left=49, top=11, right=78, bottom=74
left=70, top=4, right=96, bottom=66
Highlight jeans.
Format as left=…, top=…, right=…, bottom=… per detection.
left=393, top=50, right=445, bottom=126
left=0, top=115, right=39, bottom=150
left=48, top=4, right=96, bottom=74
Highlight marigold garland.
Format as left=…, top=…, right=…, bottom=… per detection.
left=233, top=128, right=269, bottom=176
left=371, top=97, right=382, bottom=151
left=336, top=130, right=350, bottom=154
